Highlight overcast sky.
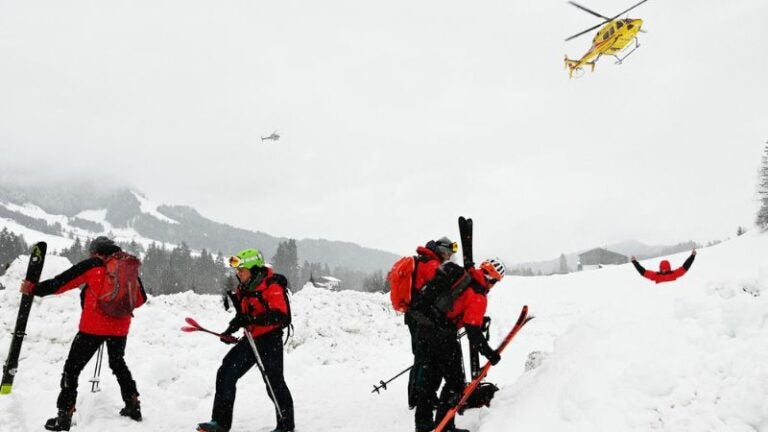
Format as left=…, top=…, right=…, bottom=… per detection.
left=1, top=0, right=766, bottom=263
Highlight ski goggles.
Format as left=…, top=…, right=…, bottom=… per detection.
left=437, top=241, right=459, bottom=254
left=229, top=255, right=261, bottom=269
left=228, top=256, right=244, bottom=268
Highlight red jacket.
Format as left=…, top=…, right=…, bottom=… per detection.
left=445, top=267, right=489, bottom=328
left=632, top=254, right=696, bottom=284
left=237, top=268, right=290, bottom=338
left=33, top=257, right=146, bottom=336
left=413, top=246, right=442, bottom=291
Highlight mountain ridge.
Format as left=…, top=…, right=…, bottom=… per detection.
left=0, top=181, right=397, bottom=273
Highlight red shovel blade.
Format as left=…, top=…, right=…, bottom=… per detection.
left=185, top=317, right=201, bottom=328
left=180, top=326, right=199, bottom=332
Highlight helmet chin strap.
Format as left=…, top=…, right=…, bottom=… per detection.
left=242, top=268, right=266, bottom=291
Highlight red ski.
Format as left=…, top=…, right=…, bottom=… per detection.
left=434, top=305, right=534, bottom=432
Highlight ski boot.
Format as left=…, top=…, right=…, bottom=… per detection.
left=197, top=420, right=230, bottom=432
left=44, top=408, right=74, bottom=431
left=119, top=394, right=142, bottom=421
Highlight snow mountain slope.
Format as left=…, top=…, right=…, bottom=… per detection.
left=1, top=231, right=767, bottom=432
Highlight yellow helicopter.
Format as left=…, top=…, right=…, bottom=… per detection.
left=564, top=0, right=648, bottom=78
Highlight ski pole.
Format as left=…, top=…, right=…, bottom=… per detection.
left=181, top=317, right=238, bottom=343
left=372, top=329, right=468, bottom=394
left=243, top=329, right=283, bottom=420
left=372, top=364, right=413, bottom=394
left=89, top=343, right=104, bottom=393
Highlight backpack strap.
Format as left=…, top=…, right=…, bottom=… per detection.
left=434, top=271, right=473, bottom=314
left=246, top=275, right=292, bottom=341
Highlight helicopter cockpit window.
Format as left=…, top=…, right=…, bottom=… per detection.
left=616, top=21, right=624, bottom=29
left=627, top=23, right=634, bottom=30
left=603, top=32, right=610, bottom=41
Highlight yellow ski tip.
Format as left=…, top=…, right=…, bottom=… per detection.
left=0, top=383, right=12, bottom=395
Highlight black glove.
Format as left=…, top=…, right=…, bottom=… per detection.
left=219, top=334, right=238, bottom=344
left=484, top=349, right=501, bottom=366
left=227, top=314, right=251, bottom=332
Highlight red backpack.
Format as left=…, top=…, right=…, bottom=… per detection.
left=98, top=252, right=146, bottom=317
left=387, top=256, right=417, bottom=313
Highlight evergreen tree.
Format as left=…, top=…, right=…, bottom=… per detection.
left=0, top=228, right=28, bottom=274
left=757, top=141, right=768, bottom=229
left=362, top=270, right=386, bottom=293
left=142, top=242, right=170, bottom=295
left=558, top=253, right=569, bottom=274
left=60, top=237, right=88, bottom=264
left=271, top=239, right=300, bottom=292
left=168, top=242, right=193, bottom=293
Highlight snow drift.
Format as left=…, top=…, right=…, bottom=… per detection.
left=1, top=231, right=767, bottom=432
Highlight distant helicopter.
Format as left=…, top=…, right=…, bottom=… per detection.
left=261, top=130, right=280, bottom=142
left=564, top=0, right=648, bottom=78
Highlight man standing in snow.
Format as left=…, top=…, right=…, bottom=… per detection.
left=197, top=248, right=294, bottom=432
left=407, top=257, right=506, bottom=432
left=403, top=237, right=457, bottom=410
left=19, top=236, right=146, bottom=431
left=631, top=249, right=697, bottom=284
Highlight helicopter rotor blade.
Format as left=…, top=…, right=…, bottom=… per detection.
left=565, top=0, right=650, bottom=42
left=565, top=21, right=607, bottom=41
left=612, top=0, right=649, bottom=22
left=567, top=1, right=610, bottom=20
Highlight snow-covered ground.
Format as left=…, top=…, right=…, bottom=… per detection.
left=1, top=231, right=767, bottom=432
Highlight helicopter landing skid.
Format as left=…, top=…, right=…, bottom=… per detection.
left=615, top=39, right=641, bottom=65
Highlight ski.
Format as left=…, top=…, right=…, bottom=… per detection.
left=458, top=216, right=473, bottom=269
left=458, top=216, right=482, bottom=377
left=1, top=241, right=47, bottom=395
left=434, top=305, right=534, bottom=432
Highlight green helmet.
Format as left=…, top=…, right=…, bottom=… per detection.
left=229, top=248, right=265, bottom=270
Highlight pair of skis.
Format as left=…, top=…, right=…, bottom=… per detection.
left=433, top=217, right=534, bottom=431
left=458, top=216, right=483, bottom=378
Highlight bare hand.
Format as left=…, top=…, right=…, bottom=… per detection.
left=692, top=249, right=697, bottom=256
left=20, top=280, right=35, bottom=295
left=630, top=256, right=637, bottom=261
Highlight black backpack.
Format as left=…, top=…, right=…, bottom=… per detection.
left=409, top=262, right=474, bottom=328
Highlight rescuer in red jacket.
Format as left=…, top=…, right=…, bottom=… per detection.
left=403, top=237, right=457, bottom=412
left=631, top=249, right=697, bottom=283
left=19, top=236, right=146, bottom=431
left=408, top=257, right=506, bottom=432
left=197, top=248, right=294, bottom=432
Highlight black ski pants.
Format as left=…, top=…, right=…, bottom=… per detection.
left=411, top=324, right=465, bottom=432
left=57, top=332, right=138, bottom=411
left=211, top=330, right=294, bottom=431
left=405, top=312, right=439, bottom=411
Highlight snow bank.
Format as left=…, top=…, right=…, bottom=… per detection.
left=1, top=232, right=767, bottom=432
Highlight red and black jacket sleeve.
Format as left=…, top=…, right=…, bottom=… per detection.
left=33, top=258, right=103, bottom=297
left=682, top=253, right=695, bottom=271
left=631, top=259, right=646, bottom=277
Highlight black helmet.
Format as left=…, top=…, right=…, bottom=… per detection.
left=88, top=236, right=119, bottom=255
